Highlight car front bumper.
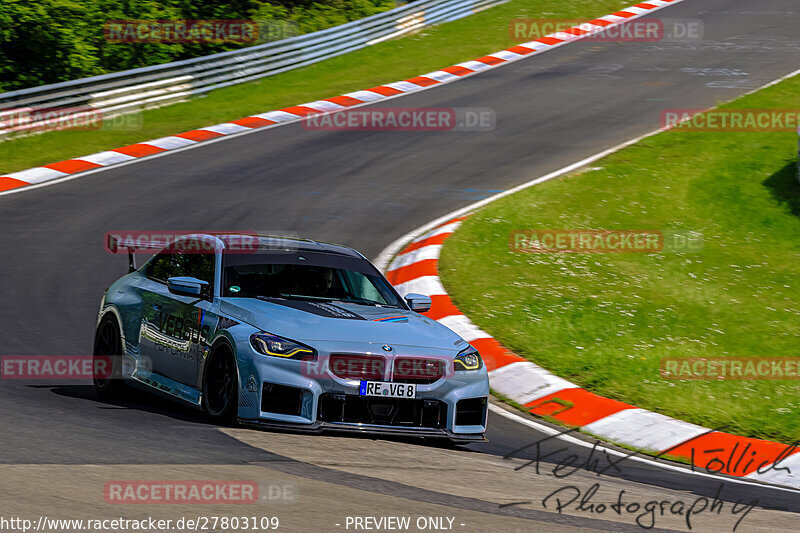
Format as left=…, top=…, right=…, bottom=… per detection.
left=234, top=340, right=490, bottom=441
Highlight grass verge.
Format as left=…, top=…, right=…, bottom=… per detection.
left=0, top=0, right=632, bottom=175
left=440, top=75, right=800, bottom=445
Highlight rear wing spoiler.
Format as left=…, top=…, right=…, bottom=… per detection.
left=106, top=234, right=168, bottom=273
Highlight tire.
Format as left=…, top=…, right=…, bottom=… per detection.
left=93, top=316, right=125, bottom=397
left=202, top=343, right=238, bottom=423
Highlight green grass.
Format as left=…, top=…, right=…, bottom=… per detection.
left=0, top=0, right=632, bottom=175
left=440, top=76, right=800, bottom=445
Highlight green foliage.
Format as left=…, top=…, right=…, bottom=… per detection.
left=0, top=0, right=395, bottom=91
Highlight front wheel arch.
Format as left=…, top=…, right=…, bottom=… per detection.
left=202, top=338, right=239, bottom=422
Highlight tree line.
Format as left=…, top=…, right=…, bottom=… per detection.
left=0, top=0, right=396, bottom=91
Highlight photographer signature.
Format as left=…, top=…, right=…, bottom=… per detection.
left=500, top=425, right=798, bottom=531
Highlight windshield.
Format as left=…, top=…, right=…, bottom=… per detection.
left=222, top=254, right=402, bottom=308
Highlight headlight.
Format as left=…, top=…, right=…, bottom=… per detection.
left=454, top=347, right=483, bottom=371
left=250, top=333, right=317, bottom=361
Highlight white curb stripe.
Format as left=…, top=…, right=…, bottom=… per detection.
left=75, top=151, right=137, bottom=166
left=200, top=123, right=252, bottom=135
left=489, top=51, right=523, bottom=61
left=343, top=90, right=387, bottom=102
left=437, top=314, right=492, bottom=342
left=456, top=60, right=491, bottom=71
left=412, top=221, right=463, bottom=243
left=550, top=32, right=580, bottom=41
left=622, top=6, right=650, bottom=15
left=745, top=452, right=800, bottom=486
left=384, top=81, right=424, bottom=92
left=391, top=275, right=446, bottom=297
left=421, top=70, right=462, bottom=83
left=142, top=136, right=198, bottom=150
left=388, top=244, right=442, bottom=271
left=301, top=100, right=346, bottom=112
left=582, top=408, right=709, bottom=453
left=252, top=110, right=302, bottom=122
left=489, top=361, right=577, bottom=405
left=5, top=167, right=69, bottom=184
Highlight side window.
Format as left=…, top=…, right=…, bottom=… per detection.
left=147, top=243, right=215, bottom=297
left=180, top=253, right=215, bottom=292
left=147, top=250, right=180, bottom=282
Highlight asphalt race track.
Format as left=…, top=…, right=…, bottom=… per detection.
left=2, top=0, right=800, bottom=530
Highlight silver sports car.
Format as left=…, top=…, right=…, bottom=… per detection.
left=94, top=233, right=489, bottom=442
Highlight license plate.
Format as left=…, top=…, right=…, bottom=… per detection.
left=359, top=381, right=416, bottom=399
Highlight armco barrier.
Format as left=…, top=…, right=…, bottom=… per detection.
left=0, top=0, right=505, bottom=139
left=0, top=0, right=688, bottom=193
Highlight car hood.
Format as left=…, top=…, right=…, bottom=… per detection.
left=219, top=297, right=466, bottom=352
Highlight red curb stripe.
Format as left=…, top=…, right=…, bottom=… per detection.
left=405, top=76, right=440, bottom=87
left=280, top=106, right=320, bottom=117
left=231, top=116, right=276, bottom=128
left=665, top=434, right=799, bottom=477
left=441, top=66, right=473, bottom=77
left=471, top=337, right=526, bottom=370
left=424, top=295, right=463, bottom=321
left=536, top=36, right=564, bottom=46
left=612, top=10, right=637, bottom=18
left=506, top=45, right=536, bottom=55
left=0, top=177, right=29, bottom=192
left=635, top=2, right=657, bottom=8
left=43, top=159, right=102, bottom=174
left=325, top=95, right=366, bottom=107
left=113, top=144, right=167, bottom=158
left=525, top=388, right=634, bottom=427
left=386, top=259, right=438, bottom=286
left=176, top=130, right=224, bottom=142
left=367, top=85, right=404, bottom=97
left=400, top=233, right=450, bottom=254
left=475, top=56, right=506, bottom=66
left=587, top=18, right=614, bottom=27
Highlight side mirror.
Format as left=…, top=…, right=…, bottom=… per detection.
left=167, top=276, right=209, bottom=298
left=404, top=293, right=432, bottom=313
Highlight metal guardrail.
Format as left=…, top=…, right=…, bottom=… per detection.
left=0, top=0, right=506, bottom=138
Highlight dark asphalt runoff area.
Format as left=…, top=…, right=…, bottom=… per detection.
left=1, top=0, right=799, bottom=521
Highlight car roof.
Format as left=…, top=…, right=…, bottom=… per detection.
left=214, top=234, right=363, bottom=259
